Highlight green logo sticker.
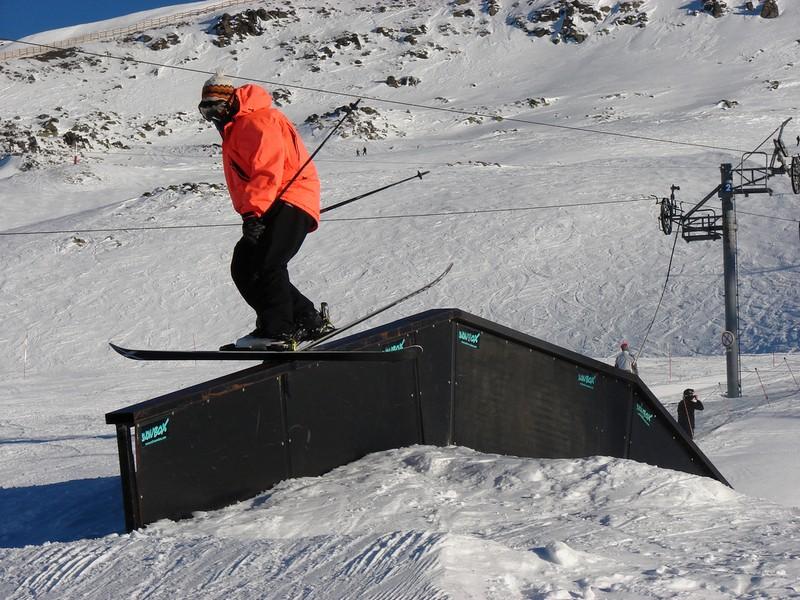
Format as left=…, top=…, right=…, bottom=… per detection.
left=578, top=373, right=597, bottom=390
left=635, top=403, right=654, bottom=427
left=458, top=328, right=481, bottom=349
left=384, top=339, right=407, bottom=352
left=140, top=417, right=170, bottom=446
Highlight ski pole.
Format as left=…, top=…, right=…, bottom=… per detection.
left=682, top=401, right=694, bottom=439
left=276, top=99, right=361, bottom=201
left=321, top=170, right=430, bottom=214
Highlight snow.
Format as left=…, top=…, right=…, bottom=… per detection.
left=3, top=445, right=800, bottom=598
left=1, top=0, right=800, bottom=597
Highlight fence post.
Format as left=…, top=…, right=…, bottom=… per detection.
left=754, top=367, right=768, bottom=402
left=785, top=357, right=800, bottom=392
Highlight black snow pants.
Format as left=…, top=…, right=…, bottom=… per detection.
left=230, top=201, right=316, bottom=337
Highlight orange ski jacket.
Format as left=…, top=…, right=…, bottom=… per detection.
left=221, top=84, right=320, bottom=230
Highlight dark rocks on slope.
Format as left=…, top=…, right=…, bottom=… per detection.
left=511, top=0, right=647, bottom=43
left=385, top=75, right=421, bottom=88
left=211, top=9, right=277, bottom=47
left=272, top=88, right=292, bottom=107
left=148, top=34, right=180, bottom=51
left=39, top=117, right=59, bottom=137
left=333, top=32, right=363, bottom=50
left=303, top=104, right=396, bottom=140
left=703, top=1, right=727, bottom=18
left=32, top=48, right=77, bottom=62
left=62, top=130, right=90, bottom=149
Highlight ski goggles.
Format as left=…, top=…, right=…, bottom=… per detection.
left=198, top=99, right=229, bottom=122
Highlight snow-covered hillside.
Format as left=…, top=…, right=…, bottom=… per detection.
left=1, top=1, right=799, bottom=598
left=1, top=0, right=798, bottom=359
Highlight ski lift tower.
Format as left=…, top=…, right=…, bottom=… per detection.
left=657, top=119, right=800, bottom=398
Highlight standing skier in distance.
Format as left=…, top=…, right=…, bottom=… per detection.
left=676, top=388, right=704, bottom=439
left=198, top=73, right=330, bottom=350
left=614, top=340, right=638, bottom=375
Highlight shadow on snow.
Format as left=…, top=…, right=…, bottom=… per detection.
left=0, top=476, right=124, bottom=548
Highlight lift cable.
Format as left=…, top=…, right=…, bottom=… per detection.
left=635, top=222, right=682, bottom=362
left=0, top=196, right=651, bottom=237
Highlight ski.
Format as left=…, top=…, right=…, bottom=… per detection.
left=110, top=263, right=452, bottom=362
left=301, top=262, right=454, bottom=350
left=109, top=342, right=422, bottom=362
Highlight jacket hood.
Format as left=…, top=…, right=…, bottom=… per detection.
left=234, top=84, right=273, bottom=114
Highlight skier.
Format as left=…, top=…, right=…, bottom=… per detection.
left=198, top=73, right=330, bottom=350
left=676, top=388, right=704, bottom=439
left=614, top=340, right=638, bottom=375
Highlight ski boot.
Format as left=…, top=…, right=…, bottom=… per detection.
left=221, top=329, right=298, bottom=351
left=294, top=303, right=336, bottom=344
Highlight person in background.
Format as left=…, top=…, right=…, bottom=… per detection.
left=198, top=72, right=331, bottom=350
left=614, top=340, right=638, bottom=375
left=677, top=388, right=704, bottom=439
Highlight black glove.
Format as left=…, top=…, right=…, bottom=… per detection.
left=241, top=215, right=266, bottom=245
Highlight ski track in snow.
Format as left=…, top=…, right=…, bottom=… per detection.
left=1, top=0, right=800, bottom=597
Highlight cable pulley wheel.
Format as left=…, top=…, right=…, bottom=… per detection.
left=659, top=198, right=674, bottom=235
left=791, top=155, right=800, bottom=195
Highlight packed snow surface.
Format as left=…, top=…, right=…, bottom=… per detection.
left=1, top=0, right=799, bottom=598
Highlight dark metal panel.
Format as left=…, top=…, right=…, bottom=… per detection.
left=135, top=377, right=287, bottom=524
left=627, top=390, right=716, bottom=479
left=114, top=425, right=140, bottom=532
left=412, top=321, right=455, bottom=446
left=325, top=326, right=454, bottom=445
left=285, top=361, right=419, bottom=478
left=105, top=307, right=730, bottom=532
left=453, top=326, right=630, bottom=458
